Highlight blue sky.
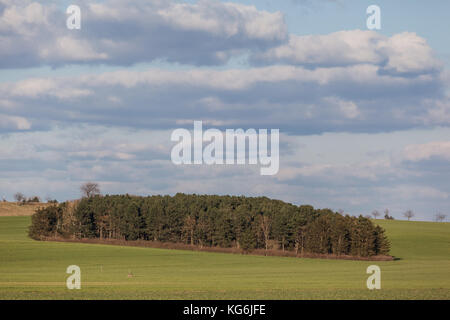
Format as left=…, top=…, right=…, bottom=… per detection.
left=0, top=0, right=449, bottom=221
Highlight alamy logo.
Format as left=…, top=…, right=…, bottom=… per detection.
left=66, top=265, right=81, bottom=289
left=66, top=5, right=81, bottom=30
left=366, top=265, right=381, bottom=289
left=170, top=121, right=279, bottom=175
left=366, top=5, right=381, bottom=30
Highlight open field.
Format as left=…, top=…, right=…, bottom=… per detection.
left=0, top=202, right=51, bottom=217
left=0, top=216, right=449, bottom=299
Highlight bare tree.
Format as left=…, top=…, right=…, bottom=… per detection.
left=183, top=215, right=196, bottom=245
left=80, top=182, right=101, bottom=198
left=14, top=192, right=25, bottom=203
left=434, top=213, right=447, bottom=222
left=259, top=214, right=272, bottom=252
left=403, top=210, right=415, bottom=221
left=371, top=210, right=380, bottom=219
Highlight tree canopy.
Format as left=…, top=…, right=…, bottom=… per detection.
left=29, top=193, right=390, bottom=257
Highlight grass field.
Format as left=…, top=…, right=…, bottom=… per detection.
left=0, top=216, right=449, bottom=299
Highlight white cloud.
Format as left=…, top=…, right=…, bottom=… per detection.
left=0, top=61, right=444, bottom=135
left=0, top=0, right=449, bottom=221
left=252, top=30, right=443, bottom=75
left=381, top=32, right=442, bottom=75
left=7, top=78, right=92, bottom=99
left=0, top=0, right=287, bottom=68
left=156, top=0, right=286, bottom=40
left=403, top=141, right=450, bottom=162
left=0, top=1, right=49, bottom=36
left=47, top=37, right=108, bottom=61
left=254, top=30, right=383, bottom=66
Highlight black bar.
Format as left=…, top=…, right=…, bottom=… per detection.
left=1, top=300, right=448, bottom=319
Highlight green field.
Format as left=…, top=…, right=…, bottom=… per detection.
left=0, top=216, right=449, bottom=299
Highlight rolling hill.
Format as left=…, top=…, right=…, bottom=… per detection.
left=0, top=216, right=448, bottom=299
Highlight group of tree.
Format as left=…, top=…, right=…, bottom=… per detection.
left=383, top=209, right=394, bottom=220
left=370, top=209, right=394, bottom=220
left=372, top=209, right=394, bottom=220
left=29, top=193, right=391, bottom=258
left=13, top=192, right=58, bottom=205
left=14, top=193, right=40, bottom=204
left=372, top=209, right=447, bottom=222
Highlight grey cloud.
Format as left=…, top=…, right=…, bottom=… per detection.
left=0, top=0, right=287, bottom=68
left=1, top=125, right=449, bottom=220
left=0, top=63, right=446, bottom=135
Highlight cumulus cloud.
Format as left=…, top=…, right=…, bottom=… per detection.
left=251, top=30, right=443, bottom=75
left=0, top=62, right=444, bottom=134
left=0, top=0, right=287, bottom=68
left=1, top=0, right=449, bottom=220
left=1, top=2, right=445, bottom=136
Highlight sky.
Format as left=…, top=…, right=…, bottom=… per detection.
left=0, top=0, right=449, bottom=221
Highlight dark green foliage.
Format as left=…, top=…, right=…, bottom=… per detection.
left=29, top=193, right=390, bottom=257
left=27, top=196, right=40, bottom=203
left=29, top=205, right=63, bottom=239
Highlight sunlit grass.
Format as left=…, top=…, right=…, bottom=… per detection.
left=0, top=216, right=448, bottom=299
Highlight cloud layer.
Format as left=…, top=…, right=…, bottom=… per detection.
left=0, top=0, right=449, bottom=220
left=0, top=0, right=287, bottom=68
left=252, top=30, right=443, bottom=76
left=0, top=63, right=448, bottom=134
left=1, top=125, right=448, bottom=220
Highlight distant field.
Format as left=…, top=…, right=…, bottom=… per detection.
left=0, top=202, right=50, bottom=216
left=0, top=216, right=449, bottom=299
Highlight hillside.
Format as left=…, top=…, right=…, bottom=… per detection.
left=0, top=216, right=448, bottom=299
left=375, top=219, right=450, bottom=261
left=0, top=202, right=51, bottom=217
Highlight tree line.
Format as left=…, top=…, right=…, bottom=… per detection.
left=29, top=193, right=390, bottom=257
left=11, top=192, right=58, bottom=205
left=14, top=192, right=41, bottom=204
